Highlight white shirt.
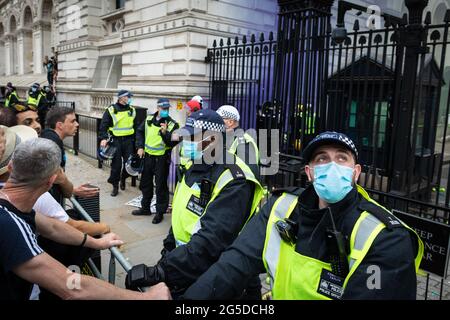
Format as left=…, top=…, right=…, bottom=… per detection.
left=33, top=192, right=69, bottom=222
left=0, top=183, right=69, bottom=222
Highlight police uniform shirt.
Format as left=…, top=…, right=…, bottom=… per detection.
left=159, top=160, right=255, bottom=291
left=135, top=113, right=180, bottom=151
left=0, top=199, right=43, bottom=300
left=184, top=185, right=418, bottom=300
left=98, top=102, right=139, bottom=140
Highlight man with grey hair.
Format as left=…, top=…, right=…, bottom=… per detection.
left=0, top=138, right=171, bottom=300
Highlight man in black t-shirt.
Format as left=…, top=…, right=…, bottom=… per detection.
left=0, top=200, right=43, bottom=300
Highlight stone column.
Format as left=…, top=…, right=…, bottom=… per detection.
left=32, top=21, right=51, bottom=74
left=5, top=34, right=17, bottom=75
left=0, top=37, right=5, bottom=76
left=17, top=29, right=33, bottom=74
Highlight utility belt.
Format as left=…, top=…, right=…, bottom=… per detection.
left=109, top=133, right=135, bottom=141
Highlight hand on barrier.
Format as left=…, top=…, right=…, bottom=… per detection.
left=100, top=139, right=108, bottom=148
left=94, top=232, right=124, bottom=250
left=125, top=263, right=165, bottom=291
left=74, top=184, right=100, bottom=198
left=141, top=282, right=172, bottom=300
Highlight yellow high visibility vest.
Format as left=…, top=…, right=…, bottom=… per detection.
left=107, top=105, right=136, bottom=137
left=262, top=185, right=424, bottom=300
left=172, top=155, right=264, bottom=246
left=144, top=115, right=176, bottom=156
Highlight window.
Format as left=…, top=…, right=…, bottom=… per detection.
left=116, top=0, right=125, bottom=9
left=92, top=55, right=122, bottom=89
left=349, top=101, right=357, bottom=128
left=374, top=101, right=388, bottom=148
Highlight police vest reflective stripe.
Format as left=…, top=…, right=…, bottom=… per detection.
left=108, top=105, right=136, bottom=137
left=144, top=115, right=176, bottom=156
left=5, top=92, right=18, bottom=107
left=172, top=155, right=264, bottom=246
left=229, top=133, right=260, bottom=164
left=27, top=95, right=40, bottom=107
left=262, top=185, right=424, bottom=300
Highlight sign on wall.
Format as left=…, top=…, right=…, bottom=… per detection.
left=393, top=210, right=450, bottom=278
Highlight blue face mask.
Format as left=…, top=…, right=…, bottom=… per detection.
left=127, top=98, right=133, bottom=106
left=313, top=162, right=354, bottom=204
left=182, top=141, right=202, bottom=160
left=160, top=110, right=169, bottom=118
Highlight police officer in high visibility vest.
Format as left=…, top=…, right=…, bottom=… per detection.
left=99, top=90, right=138, bottom=197
left=27, top=83, right=48, bottom=128
left=183, top=132, right=424, bottom=300
left=131, top=98, right=179, bottom=224
left=125, top=109, right=265, bottom=298
left=217, top=105, right=260, bottom=179
left=5, top=82, right=20, bottom=108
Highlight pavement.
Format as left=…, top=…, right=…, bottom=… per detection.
left=65, top=151, right=171, bottom=288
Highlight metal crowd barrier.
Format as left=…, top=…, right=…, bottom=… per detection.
left=69, top=197, right=133, bottom=284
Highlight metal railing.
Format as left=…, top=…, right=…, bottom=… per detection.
left=69, top=197, right=133, bottom=282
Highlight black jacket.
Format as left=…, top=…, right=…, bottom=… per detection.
left=98, top=102, right=139, bottom=140
left=135, top=112, right=179, bottom=150
left=158, top=156, right=256, bottom=293
left=184, top=185, right=419, bottom=300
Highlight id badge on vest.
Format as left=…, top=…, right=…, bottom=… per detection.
left=317, top=269, right=344, bottom=300
left=186, top=194, right=205, bottom=216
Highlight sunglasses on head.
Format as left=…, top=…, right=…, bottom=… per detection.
left=11, top=104, right=37, bottom=112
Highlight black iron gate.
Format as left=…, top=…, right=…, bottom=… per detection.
left=207, top=0, right=450, bottom=299
left=207, top=0, right=450, bottom=216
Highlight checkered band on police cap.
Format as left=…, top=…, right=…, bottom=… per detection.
left=217, top=105, right=240, bottom=122
left=302, top=131, right=359, bottom=163
left=186, top=117, right=226, bottom=133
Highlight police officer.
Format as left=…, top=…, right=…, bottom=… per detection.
left=4, top=82, right=20, bottom=108
left=183, top=131, right=424, bottom=300
left=217, top=105, right=260, bottom=178
left=99, top=90, right=138, bottom=196
left=27, top=83, right=48, bottom=127
left=131, top=98, right=179, bottom=224
left=126, top=109, right=265, bottom=298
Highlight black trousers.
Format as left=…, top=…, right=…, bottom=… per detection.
left=107, top=135, right=135, bottom=187
left=47, top=72, right=54, bottom=86
left=140, top=152, right=171, bottom=214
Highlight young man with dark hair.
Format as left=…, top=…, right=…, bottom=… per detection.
left=42, top=107, right=98, bottom=204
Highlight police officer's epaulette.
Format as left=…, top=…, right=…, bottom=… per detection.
left=358, top=201, right=403, bottom=231
left=224, top=164, right=246, bottom=180
left=271, top=187, right=304, bottom=197
left=108, top=104, right=118, bottom=114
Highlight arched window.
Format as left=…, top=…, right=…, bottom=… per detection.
left=23, top=6, right=33, bottom=28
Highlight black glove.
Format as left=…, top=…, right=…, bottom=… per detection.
left=125, top=264, right=166, bottom=291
